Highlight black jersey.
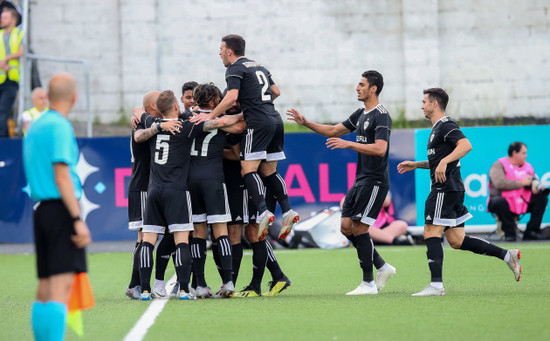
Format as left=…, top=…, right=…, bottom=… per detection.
left=225, top=57, right=283, bottom=126
left=341, top=104, right=391, bottom=186
left=141, top=113, right=204, bottom=190
left=188, top=111, right=227, bottom=182
left=128, top=123, right=151, bottom=192
left=427, top=116, right=466, bottom=192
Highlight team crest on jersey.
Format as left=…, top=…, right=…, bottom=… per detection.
left=363, top=119, right=370, bottom=130
left=430, top=133, right=435, bottom=143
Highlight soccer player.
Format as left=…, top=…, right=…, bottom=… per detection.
left=187, top=83, right=246, bottom=298
left=181, top=81, right=198, bottom=117
left=125, top=91, right=181, bottom=299
left=397, top=88, right=522, bottom=296
left=136, top=90, right=243, bottom=300
left=191, top=34, right=299, bottom=242
left=287, top=70, right=396, bottom=295
left=24, top=73, right=92, bottom=340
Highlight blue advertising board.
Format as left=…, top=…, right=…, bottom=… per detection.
left=0, top=130, right=416, bottom=244
left=414, top=125, right=550, bottom=226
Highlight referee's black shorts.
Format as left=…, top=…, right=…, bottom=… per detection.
left=33, top=200, right=87, bottom=278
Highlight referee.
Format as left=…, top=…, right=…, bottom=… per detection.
left=23, top=73, right=91, bottom=340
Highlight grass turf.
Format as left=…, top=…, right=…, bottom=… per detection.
left=1, top=243, right=550, bottom=341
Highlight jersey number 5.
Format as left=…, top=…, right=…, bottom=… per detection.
left=255, top=71, right=270, bottom=101
left=154, top=135, right=170, bottom=164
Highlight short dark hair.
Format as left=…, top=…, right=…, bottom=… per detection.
left=193, top=83, right=221, bottom=108
left=423, top=88, right=449, bottom=111
left=361, top=70, right=384, bottom=96
left=222, top=34, right=246, bottom=56
left=508, top=141, right=526, bottom=157
left=181, top=81, right=198, bottom=95
left=156, top=90, right=177, bottom=115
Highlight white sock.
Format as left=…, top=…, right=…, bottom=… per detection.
left=430, top=281, right=444, bottom=289
left=503, top=251, right=511, bottom=262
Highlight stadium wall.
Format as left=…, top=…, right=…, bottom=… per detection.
left=28, top=1, right=550, bottom=124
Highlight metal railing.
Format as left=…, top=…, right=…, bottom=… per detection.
left=18, top=0, right=93, bottom=137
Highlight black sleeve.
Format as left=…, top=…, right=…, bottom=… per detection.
left=374, top=113, right=391, bottom=142
left=441, top=121, right=466, bottom=145
left=182, top=120, right=205, bottom=139
left=225, top=64, right=245, bottom=91
left=267, top=70, right=275, bottom=86
left=341, top=109, right=362, bottom=132
left=140, top=113, right=160, bottom=128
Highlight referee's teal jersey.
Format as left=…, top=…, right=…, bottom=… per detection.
left=23, top=110, right=82, bottom=201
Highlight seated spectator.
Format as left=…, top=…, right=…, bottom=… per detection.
left=340, top=193, right=413, bottom=246
left=20, top=87, right=48, bottom=136
left=488, top=141, right=549, bottom=241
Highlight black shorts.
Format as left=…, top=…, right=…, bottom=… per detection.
left=128, top=190, right=147, bottom=230
left=34, top=200, right=87, bottom=278
left=143, top=187, right=193, bottom=233
left=240, top=122, right=285, bottom=161
left=424, top=190, right=473, bottom=227
left=190, top=181, right=231, bottom=224
left=341, top=183, right=389, bottom=226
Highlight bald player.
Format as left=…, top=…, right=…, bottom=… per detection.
left=24, top=73, right=92, bottom=340
left=126, top=91, right=181, bottom=299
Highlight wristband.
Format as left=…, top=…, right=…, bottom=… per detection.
left=71, top=216, right=81, bottom=222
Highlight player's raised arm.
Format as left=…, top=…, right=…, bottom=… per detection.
left=191, top=89, right=239, bottom=123
left=286, top=108, right=350, bottom=137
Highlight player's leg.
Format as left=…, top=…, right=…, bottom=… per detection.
left=412, top=223, right=446, bottom=296
left=140, top=232, right=159, bottom=300
left=173, top=231, right=195, bottom=300
left=228, top=223, right=244, bottom=284
left=191, top=222, right=209, bottom=295
left=446, top=227, right=521, bottom=281
left=260, top=122, right=299, bottom=239
left=127, top=190, right=146, bottom=298
left=263, top=240, right=292, bottom=296
left=240, top=126, right=275, bottom=240
left=234, top=222, right=265, bottom=297
left=345, top=184, right=388, bottom=295
left=212, top=222, right=235, bottom=297
left=153, top=232, right=175, bottom=298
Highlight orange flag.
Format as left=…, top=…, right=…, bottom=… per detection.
left=67, top=273, right=95, bottom=336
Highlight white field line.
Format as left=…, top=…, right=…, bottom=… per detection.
left=123, top=273, right=176, bottom=341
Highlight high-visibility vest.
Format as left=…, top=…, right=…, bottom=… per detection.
left=498, top=156, right=534, bottom=215
left=0, top=27, right=23, bottom=84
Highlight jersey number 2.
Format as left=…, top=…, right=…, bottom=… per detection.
left=154, top=135, right=170, bottom=164
left=255, top=71, right=270, bottom=101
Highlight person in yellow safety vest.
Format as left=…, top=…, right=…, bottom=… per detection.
left=0, top=7, right=23, bottom=138
left=21, top=88, right=48, bottom=136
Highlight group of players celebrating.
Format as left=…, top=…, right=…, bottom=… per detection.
left=125, top=35, right=297, bottom=300
left=125, top=33, right=522, bottom=301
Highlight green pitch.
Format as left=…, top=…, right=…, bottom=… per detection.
left=1, top=243, right=550, bottom=341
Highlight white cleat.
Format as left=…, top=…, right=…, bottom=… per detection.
left=412, top=285, right=445, bottom=297
left=376, top=264, right=396, bottom=291
left=258, top=211, right=275, bottom=241
left=279, top=210, right=300, bottom=240
left=346, top=281, right=378, bottom=295
left=152, top=279, right=167, bottom=298
left=506, top=249, right=522, bottom=282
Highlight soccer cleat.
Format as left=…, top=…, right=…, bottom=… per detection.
left=506, top=249, right=522, bottom=282
left=217, top=281, right=235, bottom=298
left=125, top=285, right=141, bottom=300
left=346, top=281, right=378, bottom=295
left=179, top=291, right=196, bottom=300
left=375, top=264, right=396, bottom=291
left=279, top=210, right=300, bottom=240
left=169, top=283, right=180, bottom=298
left=233, top=285, right=261, bottom=298
left=140, top=291, right=152, bottom=301
left=263, top=276, right=292, bottom=297
left=152, top=279, right=167, bottom=298
left=258, top=211, right=275, bottom=241
left=195, top=286, right=214, bottom=299
left=412, top=285, right=445, bottom=297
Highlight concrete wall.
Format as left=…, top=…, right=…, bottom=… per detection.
left=27, top=0, right=550, bottom=124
